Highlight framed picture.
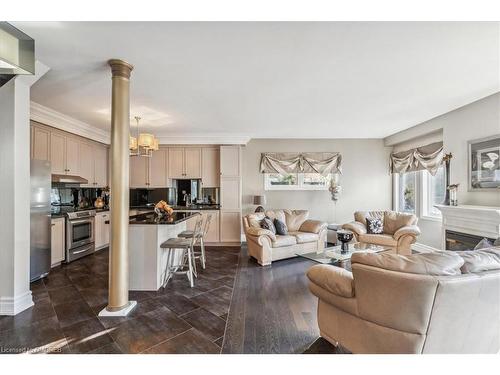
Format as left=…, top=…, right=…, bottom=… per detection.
left=468, top=135, right=500, bottom=191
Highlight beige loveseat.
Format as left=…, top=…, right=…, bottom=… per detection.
left=307, top=249, right=500, bottom=353
left=343, top=210, right=420, bottom=254
left=243, top=210, right=327, bottom=266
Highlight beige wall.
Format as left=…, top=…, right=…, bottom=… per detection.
left=386, top=93, right=500, bottom=248
left=242, top=139, right=393, bottom=224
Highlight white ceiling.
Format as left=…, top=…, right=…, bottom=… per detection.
left=13, top=22, right=500, bottom=140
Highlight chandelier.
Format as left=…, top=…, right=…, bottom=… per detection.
left=129, top=116, right=159, bottom=157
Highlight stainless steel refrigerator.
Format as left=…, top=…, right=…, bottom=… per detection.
left=30, top=159, right=51, bottom=281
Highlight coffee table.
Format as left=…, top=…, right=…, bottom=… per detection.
left=298, top=242, right=392, bottom=270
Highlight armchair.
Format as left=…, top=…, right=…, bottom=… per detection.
left=342, top=210, right=420, bottom=254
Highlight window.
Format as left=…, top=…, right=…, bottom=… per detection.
left=397, top=171, right=417, bottom=213
left=264, top=173, right=333, bottom=191
left=423, top=166, right=445, bottom=218
left=395, top=166, right=445, bottom=219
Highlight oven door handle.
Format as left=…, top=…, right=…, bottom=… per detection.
left=72, top=248, right=91, bottom=255
left=69, top=219, right=93, bottom=225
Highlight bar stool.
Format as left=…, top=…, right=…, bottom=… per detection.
left=177, top=213, right=212, bottom=269
left=160, top=216, right=203, bottom=288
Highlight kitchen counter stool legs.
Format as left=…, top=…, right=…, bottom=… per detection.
left=160, top=217, right=203, bottom=288
left=178, top=214, right=212, bottom=270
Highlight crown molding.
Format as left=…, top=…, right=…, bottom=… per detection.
left=30, top=101, right=111, bottom=144
left=156, top=135, right=251, bottom=145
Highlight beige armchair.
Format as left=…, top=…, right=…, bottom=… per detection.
left=343, top=210, right=420, bottom=254
left=307, top=249, right=500, bottom=353
left=243, top=209, right=327, bottom=266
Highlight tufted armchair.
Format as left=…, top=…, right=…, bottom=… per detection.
left=342, top=210, right=420, bottom=254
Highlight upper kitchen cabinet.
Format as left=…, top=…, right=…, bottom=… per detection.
left=49, top=132, right=66, bottom=174
left=93, top=145, right=108, bottom=187
left=31, top=125, right=50, bottom=161
left=78, top=141, right=94, bottom=186
left=220, top=145, right=240, bottom=177
left=202, top=147, right=220, bottom=187
left=149, top=148, right=168, bottom=187
left=130, top=155, right=149, bottom=187
left=168, top=147, right=201, bottom=179
left=65, top=137, right=80, bottom=175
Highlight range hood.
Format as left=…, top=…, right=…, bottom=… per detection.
left=0, top=22, right=35, bottom=87
left=51, top=174, right=89, bottom=184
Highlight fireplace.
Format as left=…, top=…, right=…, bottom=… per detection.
left=445, top=230, right=494, bottom=251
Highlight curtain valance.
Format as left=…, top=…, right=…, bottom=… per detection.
left=260, top=152, right=342, bottom=177
left=389, top=141, right=444, bottom=176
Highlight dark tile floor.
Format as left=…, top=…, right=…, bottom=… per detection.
left=0, top=246, right=240, bottom=354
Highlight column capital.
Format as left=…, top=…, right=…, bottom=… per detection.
left=108, top=59, right=134, bottom=79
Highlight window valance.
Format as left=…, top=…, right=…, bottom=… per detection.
left=389, top=141, right=443, bottom=176
left=260, top=152, right=342, bottom=177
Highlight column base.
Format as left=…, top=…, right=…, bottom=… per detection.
left=98, top=300, right=137, bottom=317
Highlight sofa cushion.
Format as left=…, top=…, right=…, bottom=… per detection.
left=284, top=210, right=309, bottom=231
left=351, top=251, right=464, bottom=276
left=247, top=213, right=265, bottom=228
left=358, top=233, right=397, bottom=247
left=354, top=211, right=385, bottom=226
left=456, top=247, right=500, bottom=273
left=260, top=216, right=276, bottom=234
left=383, top=211, right=416, bottom=235
left=307, top=264, right=355, bottom=298
left=265, top=209, right=286, bottom=224
left=272, top=235, right=297, bottom=248
left=289, top=231, right=319, bottom=244
left=274, top=218, right=288, bottom=235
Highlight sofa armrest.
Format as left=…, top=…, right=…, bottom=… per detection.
left=245, top=227, right=276, bottom=241
left=300, top=220, right=327, bottom=234
left=306, top=264, right=355, bottom=298
left=393, top=225, right=421, bottom=241
left=342, top=221, right=367, bottom=236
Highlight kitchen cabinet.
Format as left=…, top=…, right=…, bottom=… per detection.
left=51, top=218, right=65, bottom=266
left=50, top=132, right=66, bottom=174
left=202, top=147, right=220, bottom=187
left=79, top=142, right=94, bottom=187
left=95, top=211, right=110, bottom=250
left=49, top=132, right=80, bottom=175
left=220, top=145, right=240, bottom=177
left=31, top=126, right=50, bottom=161
left=168, top=147, right=201, bottom=179
left=130, top=149, right=169, bottom=188
left=220, top=177, right=241, bottom=210
left=94, top=145, right=108, bottom=187
left=220, top=211, right=241, bottom=242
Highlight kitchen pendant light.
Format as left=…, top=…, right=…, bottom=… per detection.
left=130, top=116, right=159, bottom=157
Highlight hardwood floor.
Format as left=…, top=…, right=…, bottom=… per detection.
left=0, top=246, right=240, bottom=354
left=222, top=246, right=339, bottom=354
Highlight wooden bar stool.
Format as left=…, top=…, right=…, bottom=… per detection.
left=160, top=216, right=203, bottom=288
left=178, top=213, right=212, bottom=269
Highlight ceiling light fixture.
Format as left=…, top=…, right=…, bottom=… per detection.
left=129, top=116, right=159, bottom=157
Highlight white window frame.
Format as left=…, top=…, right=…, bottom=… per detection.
left=264, top=173, right=332, bottom=191
left=393, top=168, right=444, bottom=222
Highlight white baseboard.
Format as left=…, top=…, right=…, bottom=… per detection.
left=412, top=242, right=439, bottom=253
left=0, top=291, right=34, bottom=316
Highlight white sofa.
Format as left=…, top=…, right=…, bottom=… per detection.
left=243, top=209, right=327, bottom=266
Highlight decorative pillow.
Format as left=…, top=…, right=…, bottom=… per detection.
left=274, top=218, right=288, bottom=235
left=366, top=217, right=383, bottom=234
left=474, top=238, right=493, bottom=250
left=260, top=216, right=276, bottom=234
left=457, top=247, right=500, bottom=273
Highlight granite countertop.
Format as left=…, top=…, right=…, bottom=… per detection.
left=130, top=204, right=220, bottom=211
left=51, top=207, right=110, bottom=218
left=129, top=211, right=200, bottom=225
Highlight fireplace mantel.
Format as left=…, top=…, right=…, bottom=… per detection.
left=435, top=204, right=500, bottom=248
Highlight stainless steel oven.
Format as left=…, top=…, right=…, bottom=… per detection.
left=66, top=210, right=96, bottom=262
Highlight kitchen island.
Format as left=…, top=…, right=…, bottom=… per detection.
left=128, top=211, right=200, bottom=291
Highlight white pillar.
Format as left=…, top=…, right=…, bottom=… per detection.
left=0, top=61, right=49, bottom=315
